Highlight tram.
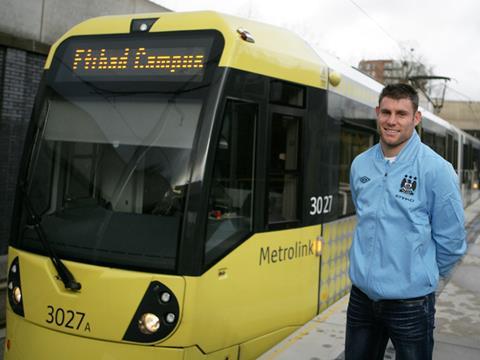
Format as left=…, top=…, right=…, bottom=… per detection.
left=5, top=11, right=479, bottom=360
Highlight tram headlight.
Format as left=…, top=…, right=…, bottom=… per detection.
left=160, top=292, right=171, bottom=303
left=123, top=281, right=180, bottom=343
left=8, top=257, right=25, bottom=317
left=138, top=313, right=160, bottom=334
left=13, top=286, right=22, bottom=304
left=165, top=313, right=176, bottom=324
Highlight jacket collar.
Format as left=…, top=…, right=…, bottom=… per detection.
left=375, top=131, right=420, bottom=163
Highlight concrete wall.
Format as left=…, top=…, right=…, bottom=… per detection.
left=0, top=0, right=170, bottom=254
left=0, top=0, right=169, bottom=46
left=438, top=101, right=480, bottom=132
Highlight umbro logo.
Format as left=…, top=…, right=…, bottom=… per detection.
left=359, top=176, right=371, bottom=183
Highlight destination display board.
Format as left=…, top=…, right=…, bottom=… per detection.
left=53, top=32, right=219, bottom=83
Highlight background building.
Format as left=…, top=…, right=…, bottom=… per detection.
left=358, top=59, right=404, bottom=84
left=0, top=0, right=170, bottom=254
left=358, top=59, right=430, bottom=87
left=438, top=101, right=480, bottom=138
left=358, top=59, right=434, bottom=110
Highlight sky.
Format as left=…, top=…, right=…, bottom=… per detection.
left=152, top=0, right=480, bottom=102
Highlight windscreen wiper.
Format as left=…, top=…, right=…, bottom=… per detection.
left=19, top=183, right=81, bottom=291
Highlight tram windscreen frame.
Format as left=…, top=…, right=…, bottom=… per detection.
left=13, top=30, right=225, bottom=274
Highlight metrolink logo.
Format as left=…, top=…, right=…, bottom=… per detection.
left=259, top=240, right=314, bottom=265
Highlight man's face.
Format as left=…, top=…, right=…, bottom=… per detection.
left=376, top=96, right=421, bottom=156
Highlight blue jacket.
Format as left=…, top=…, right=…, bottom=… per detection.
left=349, top=131, right=466, bottom=301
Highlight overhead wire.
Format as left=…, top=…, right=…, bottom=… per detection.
left=347, top=0, right=403, bottom=52
left=347, top=0, right=427, bottom=66
left=346, top=0, right=431, bottom=88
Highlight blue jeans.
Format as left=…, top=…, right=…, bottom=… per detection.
left=345, top=285, right=435, bottom=360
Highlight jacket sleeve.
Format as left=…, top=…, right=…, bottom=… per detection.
left=429, top=161, right=467, bottom=277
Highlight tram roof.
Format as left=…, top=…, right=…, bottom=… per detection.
left=45, top=11, right=330, bottom=90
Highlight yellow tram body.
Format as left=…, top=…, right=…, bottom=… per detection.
left=6, top=11, right=367, bottom=360
left=7, top=224, right=354, bottom=359
left=7, top=226, right=352, bottom=359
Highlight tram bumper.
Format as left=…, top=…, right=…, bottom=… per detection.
left=4, top=309, right=239, bottom=360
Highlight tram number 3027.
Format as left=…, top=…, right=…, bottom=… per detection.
left=46, top=305, right=91, bottom=332
left=309, top=195, right=334, bottom=215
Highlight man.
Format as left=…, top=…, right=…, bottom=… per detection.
left=345, top=83, right=466, bottom=360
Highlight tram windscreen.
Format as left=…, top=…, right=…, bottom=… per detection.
left=17, top=31, right=223, bottom=272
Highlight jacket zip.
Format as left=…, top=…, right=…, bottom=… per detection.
left=367, top=159, right=392, bottom=291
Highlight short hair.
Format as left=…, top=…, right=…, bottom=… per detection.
left=379, top=83, right=419, bottom=112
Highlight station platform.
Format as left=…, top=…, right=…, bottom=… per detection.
left=259, top=198, right=480, bottom=360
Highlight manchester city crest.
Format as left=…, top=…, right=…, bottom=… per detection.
left=400, top=175, right=417, bottom=195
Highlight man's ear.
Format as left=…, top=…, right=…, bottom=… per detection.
left=414, top=111, right=422, bottom=126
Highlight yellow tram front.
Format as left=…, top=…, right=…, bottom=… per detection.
left=5, top=11, right=345, bottom=360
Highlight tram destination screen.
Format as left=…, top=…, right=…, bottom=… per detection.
left=54, top=33, right=217, bottom=82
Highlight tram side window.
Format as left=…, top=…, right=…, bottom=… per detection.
left=421, top=131, right=446, bottom=157
left=435, top=135, right=446, bottom=157
left=339, top=126, right=373, bottom=216
left=453, top=140, right=458, bottom=169
left=269, top=80, right=305, bottom=108
left=463, top=143, right=473, bottom=184
left=422, top=131, right=435, bottom=150
left=473, top=147, right=480, bottom=188
left=205, top=100, right=257, bottom=264
left=268, top=113, right=301, bottom=225
left=446, top=134, right=454, bottom=164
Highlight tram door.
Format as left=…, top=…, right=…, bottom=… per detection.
left=263, top=106, right=319, bottom=317
left=267, top=79, right=306, bottom=229
left=267, top=112, right=302, bottom=226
